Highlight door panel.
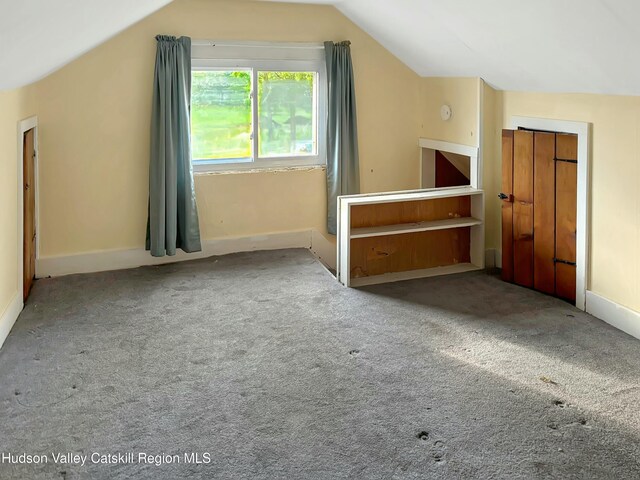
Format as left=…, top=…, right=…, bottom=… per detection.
left=556, top=160, right=577, bottom=263
left=555, top=263, right=576, bottom=302
left=501, top=130, right=514, bottom=282
left=501, top=129, right=577, bottom=305
left=23, top=128, right=36, bottom=300
left=533, top=132, right=556, bottom=294
left=555, top=155, right=577, bottom=302
left=556, top=133, right=578, bottom=161
left=512, top=130, right=534, bottom=288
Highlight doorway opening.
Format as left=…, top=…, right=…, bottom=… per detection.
left=18, top=117, right=38, bottom=303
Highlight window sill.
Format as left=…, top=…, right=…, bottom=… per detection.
left=194, top=164, right=326, bottom=176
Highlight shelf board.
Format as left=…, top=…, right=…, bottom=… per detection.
left=339, top=186, right=483, bottom=206
left=350, top=217, right=482, bottom=239
left=349, top=263, right=482, bottom=287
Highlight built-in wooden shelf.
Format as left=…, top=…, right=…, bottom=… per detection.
left=337, top=187, right=485, bottom=287
left=350, top=217, right=482, bottom=239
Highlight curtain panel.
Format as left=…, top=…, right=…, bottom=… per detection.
left=324, top=40, right=360, bottom=235
left=146, top=35, right=202, bottom=257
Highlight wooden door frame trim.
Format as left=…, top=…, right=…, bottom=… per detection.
left=509, top=116, right=590, bottom=311
left=17, top=116, right=39, bottom=302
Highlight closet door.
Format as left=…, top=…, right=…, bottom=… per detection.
left=501, top=129, right=577, bottom=303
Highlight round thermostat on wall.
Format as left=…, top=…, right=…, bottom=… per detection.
left=440, top=104, right=452, bottom=121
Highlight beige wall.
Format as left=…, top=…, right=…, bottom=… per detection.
left=498, top=91, right=640, bottom=312
left=0, top=87, right=35, bottom=319
left=31, top=0, right=421, bottom=258
left=419, top=77, right=480, bottom=147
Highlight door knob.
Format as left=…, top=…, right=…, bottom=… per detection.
left=498, top=193, right=513, bottom=202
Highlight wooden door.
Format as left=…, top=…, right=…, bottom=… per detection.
left=23, top=128, right=36, bottom=301
left=501, top=129, right=577, bottom=303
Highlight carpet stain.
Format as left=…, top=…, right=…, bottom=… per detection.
left=432, top=440, right=446, bottom=462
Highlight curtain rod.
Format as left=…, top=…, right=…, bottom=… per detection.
left=191, top=40, right=326, bottom=49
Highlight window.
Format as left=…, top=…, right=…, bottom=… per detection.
left=190, top=41, right=326, bottom=172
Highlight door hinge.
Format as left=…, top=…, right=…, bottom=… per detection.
left=554, top=157, right=577, bottom=164
left=554, top=258, right=576, bottom=266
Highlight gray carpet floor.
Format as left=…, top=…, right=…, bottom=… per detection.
left=1, top=248, right=640, bottom=479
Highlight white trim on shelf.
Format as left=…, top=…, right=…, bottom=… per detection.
left=350, top=217, right=482, bottom=239
left=509, top=116, right=590, bottom=311
left=340, top=186, right=482, bottom=206
left=337, top=195, right=350, bottom=285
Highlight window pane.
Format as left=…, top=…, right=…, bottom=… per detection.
left=191, top=70, right=251, bottom=161
left=258, top=71, right=316, bottom=158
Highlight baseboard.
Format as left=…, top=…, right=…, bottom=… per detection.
left=0, top=292, right=23, bottom=350
left=485, top=249, right=497, bottom=269
left=586, top=291, right=640, bottom=341
left=310, top=229, right=336, bottom=270
left=37, top=230, right=312, bottom=277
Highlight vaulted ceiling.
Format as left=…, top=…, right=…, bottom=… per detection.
left=1, top=0, right=639, bottom=95
left=0, top=0, right=172, bottom=90
left=266, top=0, right=640, bottom=96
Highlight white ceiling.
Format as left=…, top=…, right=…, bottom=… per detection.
left=267, top=0, right=640, bottom=96
left=1, top=0, right=638, bottom=95
left=0, top=0, right=171, bottom=90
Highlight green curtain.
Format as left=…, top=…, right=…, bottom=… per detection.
left=146, top=35, right=202, bottom=257
left=324, top=41, right=360, bottom=235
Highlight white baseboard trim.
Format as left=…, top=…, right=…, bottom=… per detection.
left=37, top=230, right=312, bottom=277
left=586, top=291, right=640, bottom=341
left=0, top=292, right=23, bottom=350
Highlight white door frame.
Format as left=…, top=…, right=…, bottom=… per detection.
left=509, top=116, right=590, bottom=311
left=17, top=116, right=39, bottom=300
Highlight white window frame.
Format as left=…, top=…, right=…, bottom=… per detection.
left=191, top=41, right=327, bottom=173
